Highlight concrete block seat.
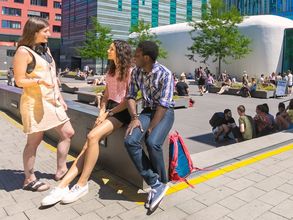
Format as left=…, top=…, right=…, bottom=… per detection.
left=76, top=91, right=97, bottom=104
left=61, top=83, right=90, bottom=93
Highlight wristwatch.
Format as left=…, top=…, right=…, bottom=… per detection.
left=107, top=109, right=114, bottom=117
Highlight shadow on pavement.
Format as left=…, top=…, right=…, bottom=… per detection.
left=187, top=132, right=235, bottom=147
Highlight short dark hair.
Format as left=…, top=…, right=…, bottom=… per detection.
left=278, top=102, right=285, bottom=109
left=137, top=41, right=158, bottom=62
left=262, top=103, right=269, bottom=114
left=237, top=105, right=245, bottom=113
left=224, top=109, right=231, bottom=114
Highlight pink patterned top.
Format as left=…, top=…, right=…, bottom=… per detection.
left=105, top=68, right=132, bottom=104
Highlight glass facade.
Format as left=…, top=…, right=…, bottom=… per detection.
left=283, top=28, right=293, bottom=72
left=224, top=0, right=293, bottom=19
left=152, top=0, right=159, bottom=27
left=131, top=0, right=139, bottom=27
left=118, top=0, right=122, bottom=11
left=170, top=0, right=176, bottom=24
left=187, top=0, right=193, bottom=21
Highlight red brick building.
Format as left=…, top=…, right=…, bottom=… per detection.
left=0, top=0, right=62, bottom=70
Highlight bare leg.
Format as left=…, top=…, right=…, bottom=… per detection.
left=23, top=132, right=44, bottom=184
left=76, top=117, right=122, bottom=187
left=54, top=121, right=75, bottom=180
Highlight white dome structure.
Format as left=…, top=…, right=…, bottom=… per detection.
left=151, top=15, right=293, bottom=78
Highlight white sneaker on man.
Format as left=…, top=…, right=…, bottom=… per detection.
left=41, top=186, right=69, bottom=206
left=61, top=183, right=89, bottom=204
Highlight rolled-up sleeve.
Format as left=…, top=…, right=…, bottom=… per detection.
left=159, top=71, right=174, bottom=108
left=126, top=68, right=138, bottom=100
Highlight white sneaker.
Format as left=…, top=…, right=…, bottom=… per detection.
left=61, top=183, right=89, bottom=204
left=41, top=186, right=69, bottom=206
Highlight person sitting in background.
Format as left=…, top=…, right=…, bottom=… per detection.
left=259, top=74, right=265, bottom=84
left=250, top=77, right=257, bottom=93
left=93, top=76, right=106, bottom=86
left=238, top=73, right=251, bottom=97
left=275, top=102, right=292, bottom=130
left=254, top=104, right=273, bottom=137
left=217, top=77, right=232, bottom=95
left=237, top=105, right=254, bottom=141
left=176, top=75, right=189, bottom=96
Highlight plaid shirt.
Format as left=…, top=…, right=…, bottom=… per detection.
left=127, top=62, right=174, bottom=109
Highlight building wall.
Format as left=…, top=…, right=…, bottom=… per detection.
left=0, top=0, right=61, bottom=70
left=224, top=0, right=293, bottom=20
left=60, top=0, right=202, bottom=71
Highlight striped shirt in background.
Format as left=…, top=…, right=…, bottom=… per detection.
left=127, top=62, right=174, bottom=109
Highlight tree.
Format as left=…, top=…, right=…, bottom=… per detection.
left=187, top=0, right=251, bottom=75
left=128, top=20, right=167, bottom=59
left=77, top=17, right=112, bottom=74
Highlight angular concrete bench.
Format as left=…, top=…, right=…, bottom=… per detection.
left=76, top=91, right=97, bottom=104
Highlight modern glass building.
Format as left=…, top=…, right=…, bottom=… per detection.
left=224, top=0, right=293, bottom=20
left=61, top=0, right=202, bottom=70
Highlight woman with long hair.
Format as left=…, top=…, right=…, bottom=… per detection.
left=13, top=17, right=75, bottom=192
left=41, top=40, right=132, bottom=206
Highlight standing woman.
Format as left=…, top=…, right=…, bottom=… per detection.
left=13, top=17, right=75, bottom=192
left=41, top=40, right=132, bottom=206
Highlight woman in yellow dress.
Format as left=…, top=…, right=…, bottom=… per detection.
left=13, top=17, right=75, bottom=192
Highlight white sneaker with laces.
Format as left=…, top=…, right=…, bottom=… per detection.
left=41, top=186, right=69, bottom=206
left=61, top=183, right=89, bottom=204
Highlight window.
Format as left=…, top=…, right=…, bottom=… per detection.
left=131, top=0, right=139, bottom=27
left=2, top=7, right=21, bottom=16
left=170, top=0, right=176, bottom=24
left=27, top=10, right=49, bottom=19
left=55, top=14, right=61, bottom=21
left=142, top=0, right=145, bottom=5
left=186, top=0, right=192, bottom=21
left=118, top=0, right=122, bottom=11
left=53, top=25, right=61, bottom=32
left=30, top=0, right=47, bottom=7
left=2, top=20, right=21, bottom=29
left=14, top=0, right=24, bottom=3
left=152, top=0, right=159, bottom=27
left=7, top=49, right=16, bottom=57
left=53, top=1, right=61, bottom=9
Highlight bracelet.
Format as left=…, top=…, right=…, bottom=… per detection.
left=131, top=114, right=139, bottom=121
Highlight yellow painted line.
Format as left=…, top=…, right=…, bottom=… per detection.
left=166, top=143, right=293, bottom=196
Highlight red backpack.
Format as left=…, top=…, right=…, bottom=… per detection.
left=169, top=131, right=199, bottom=187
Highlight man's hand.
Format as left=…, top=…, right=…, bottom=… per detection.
left=125, top=119, right=143, bottom=137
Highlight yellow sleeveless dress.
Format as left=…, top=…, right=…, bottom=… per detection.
left=20, top=46, right=70, bottom=134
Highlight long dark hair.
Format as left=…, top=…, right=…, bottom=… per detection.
left=107, top=40, right=132, bottom=81
left=17, top=17, right=49, bottom=48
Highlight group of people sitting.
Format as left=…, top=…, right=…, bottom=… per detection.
left=210, top=99, right=293, bottom=143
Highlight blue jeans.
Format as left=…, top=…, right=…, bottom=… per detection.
left=124, top=108, right=174, bottom=186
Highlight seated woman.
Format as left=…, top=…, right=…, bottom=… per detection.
left=254, top=104, right=273, bottom=137
left=93, top=76, right=106, bottom=86
left=217, top=77, right=232, bottom=94
left=276, top=100, right=293, bottom=130
left=41, top=40, right=132, bottom=206
left=238, top=74, right=251, bottom=97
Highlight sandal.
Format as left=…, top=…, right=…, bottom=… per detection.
left=23, top=179, right=50, bottom=192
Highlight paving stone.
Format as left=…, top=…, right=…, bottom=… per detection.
left=146, top=207, right=188, bottom=220
left=234, top=187, right=266, bottom=202
left=4, top=199, right=36, bottom=216
left=190, top=183, right=214, bottom=194
left=117, top=200, right=140, bottom=210
left=254, top=175, right=287, bottom=192
left=255, top=211, right=288, bottom=220
left=276, top=171, right=293, bottom=180
left=225, top=167, right=255, bottom=179
left=37, top=208, right=80, bottom=220
left=258, top=189, right=290, bottom=206
left=257, top=157, right=281, bottom=166
left=0, top=208, right=7, bottom=219
left=0, top=212, right=28, bottom=220
left=0, top=197, right=16, bottom=208
left=271, top=151, right=293, bottom=160
left=73, top=212, right=102, bottom=220
left=118, top=205, right=159, bottom=220
left=54, top=200, right=83, bottom=211
left=256, top=164, right=288, bottom=177
left=194, top=186, right=236, bottom=206
left=176, top=199, right=207, bottom=215
left=225, top=177, right=255, bottom=191
left=24, top=207, right=58, bottom=220
left=205, top=175, right=234, bottom=188
left=277, top=183, right=293, bottom=195
left=244, top=172, right=267, bottom=182
left=72, top=199, right=103, bottom=215
left=160, top=188, right=197, bottom=210
left=271, top=199, right=293, bottom=219
left=218, top=196, right=247, bottom=211
left=185, top=204, right=230, bottom=220
left=95, top=203, right=126, bottom=219
left=227, top=200, right=272, bottom=220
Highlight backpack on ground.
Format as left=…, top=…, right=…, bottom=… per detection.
left=169, top=131, right=198, bottom=187
left=209, top=112, right=225, bottom=128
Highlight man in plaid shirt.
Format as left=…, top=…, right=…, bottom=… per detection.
left=125, top=41, right=174, bottom=211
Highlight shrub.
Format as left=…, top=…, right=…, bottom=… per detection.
left=92, top=85, right=106, bottom=94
